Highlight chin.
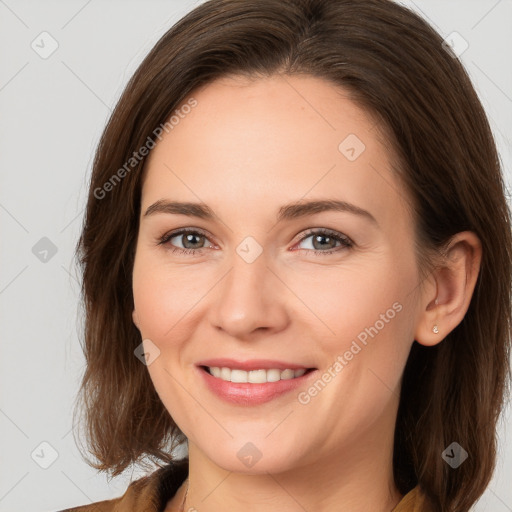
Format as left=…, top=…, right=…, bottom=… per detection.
left=199, top=438, right=304, bottom=475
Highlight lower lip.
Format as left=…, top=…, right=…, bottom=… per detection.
left=197, top=366, right=317, bottom=405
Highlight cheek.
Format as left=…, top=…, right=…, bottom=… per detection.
left=132, top=252, right=201, bottom=340
left=302, top=255, right=415, bottom=382
left=298, top=271, right=412, bottom=438
left=132, top=255, right=195, bottom=425
left=292, top=260, right=402, bottom=340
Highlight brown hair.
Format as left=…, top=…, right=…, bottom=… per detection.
left=73, top=0, right=512, bottom=510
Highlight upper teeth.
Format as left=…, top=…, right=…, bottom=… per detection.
left=208, top=367, right=307, bottom=383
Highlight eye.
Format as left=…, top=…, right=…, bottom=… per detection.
left=157, top=227, right=353, bottom=256
left=294, top=229, right=353, bottom=255
left=157, top=228, right=214, bottom=256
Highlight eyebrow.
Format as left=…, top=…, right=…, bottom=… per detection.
left=143, top=199, right=378, bottom=226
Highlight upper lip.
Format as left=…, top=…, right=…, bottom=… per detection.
left=197, top=358, right=315, bottom=371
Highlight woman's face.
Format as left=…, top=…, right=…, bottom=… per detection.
left=132, top=74, right=424, bottom=473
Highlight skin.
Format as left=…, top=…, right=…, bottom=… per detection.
left=131, top=74, right=481, bottom=512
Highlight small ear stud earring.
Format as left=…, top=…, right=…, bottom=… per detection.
left=434, top=298, right=439, bottom=305
left=432, top=325, right=439, bottom=334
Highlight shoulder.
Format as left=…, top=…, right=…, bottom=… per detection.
left=57, top=458, right=189, bottom=512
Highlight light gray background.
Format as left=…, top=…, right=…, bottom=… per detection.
left=0, top=1, right=511, bottom=511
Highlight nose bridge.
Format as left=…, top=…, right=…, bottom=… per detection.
left=210, top=241, right=287, bottom=337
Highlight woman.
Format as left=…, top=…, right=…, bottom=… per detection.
left=62, top=0, right=512, bottom=511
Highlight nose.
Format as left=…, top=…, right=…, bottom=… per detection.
left=208, top=247, right=290, bottom=340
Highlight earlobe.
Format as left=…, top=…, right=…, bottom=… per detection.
left=132, top=310, right=139, bottom=329
left=414, top=231, right=482, bottom=347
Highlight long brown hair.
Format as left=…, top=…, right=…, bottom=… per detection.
left=73, top=1, right=512, bottom=510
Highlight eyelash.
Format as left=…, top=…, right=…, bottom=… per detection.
left=157, top=227, right=353, bottom=257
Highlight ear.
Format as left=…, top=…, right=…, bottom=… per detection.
left=414, top=231, right=482, bottom=347
left=132, top=309, right=140, bottom=329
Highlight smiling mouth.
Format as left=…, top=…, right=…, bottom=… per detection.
left=200, top=365, right=316, bottom=384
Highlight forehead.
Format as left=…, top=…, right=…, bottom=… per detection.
left=140, top=74, right=409, bottom=230
left=147, top=73, right=379, bottom=163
